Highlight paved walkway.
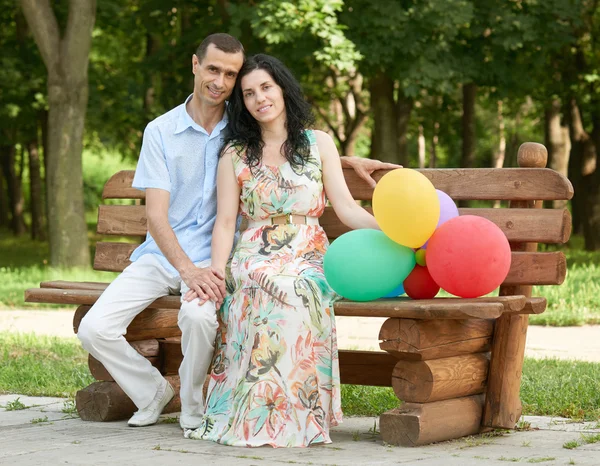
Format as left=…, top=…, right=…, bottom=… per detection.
left=2, top=310, right=600, bottom=361
left=1, top=394, right=600, bottom=465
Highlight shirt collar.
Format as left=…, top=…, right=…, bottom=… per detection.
left=174, top=94, right=229, bottom=136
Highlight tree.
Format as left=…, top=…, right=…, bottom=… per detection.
left=20, top=0, right=96, bottom=266
left=342, top=0, right=474, bottom=166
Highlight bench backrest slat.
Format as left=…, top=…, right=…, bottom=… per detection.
left=103, top=168, right=574, bottom=202
left=93, top=241, right=567, bottom=286
left=97, top=204, right=572, bottom=244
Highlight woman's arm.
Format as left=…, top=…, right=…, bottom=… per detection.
left=211, top=150, right=242, bottom=275
left=316, top=130, right=379, bottom=230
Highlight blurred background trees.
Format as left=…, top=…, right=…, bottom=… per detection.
left=2, top=0, right=599, bottom=266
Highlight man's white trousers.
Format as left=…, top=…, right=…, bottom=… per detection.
left=77, top=254, right=218, bottom=427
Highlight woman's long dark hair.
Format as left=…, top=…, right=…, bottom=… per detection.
left=221, top=54, right=315, bottom=169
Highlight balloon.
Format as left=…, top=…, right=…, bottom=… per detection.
left=324, top=229, right=416, bottom=301
left=426, top=215, right=511, bottom=298
left=415, top=249, right=427, bottom=267
left=373, top=169, right=440, bottom=248
left=404, top=265, right=440, bottom=299
left=421, top=190, right=459, bottom=249
left=384, top=283, right=405, bottom=298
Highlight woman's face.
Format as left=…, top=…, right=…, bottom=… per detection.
left=240, top=69, right=286, bottom=126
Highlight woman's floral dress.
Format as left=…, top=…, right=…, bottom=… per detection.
left=190, top=130, right=342, bottom=447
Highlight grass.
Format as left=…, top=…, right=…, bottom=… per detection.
left=0, top=332, right=93, bottom=397
left=0, top=226, right=128, bottom=309
left=563, top=433, right=600, bottom=449
left=3, top=397, right=28, bottom=411
left=530, top=238, right=600, bottom=326
left=520, top=358, right=600, bottom=420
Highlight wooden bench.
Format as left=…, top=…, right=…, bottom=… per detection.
left=25, top=142, right=573, bottom=446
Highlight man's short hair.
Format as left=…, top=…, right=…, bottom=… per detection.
left=195, top=33, right=244, bottom=63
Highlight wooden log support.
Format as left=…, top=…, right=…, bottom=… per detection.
left=339, top=350, right=397, bottom=386
left=380, top=395, right=485, bottom=447
left=75, top=375, right=181, bottom=422
left=483, top=143, right=547, bottom=430
left=391, top=353, right=489, bottom=403
left=88, top=339, right=160, bottom=382
left=160, top=337, right=398, bottom=387
left=73, top=305, right=181, bottom=341
left=379, top=319, right=494, bottom=361
left=160, top=337, right=184, bottom=376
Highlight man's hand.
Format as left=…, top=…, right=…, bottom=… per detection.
left=181, top=266, right=226, bottom=307
left=340, top=156, right=402, bottom=188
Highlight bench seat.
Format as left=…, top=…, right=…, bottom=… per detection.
left=27, top=280, right=545, bottom=319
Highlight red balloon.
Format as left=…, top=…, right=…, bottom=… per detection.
left=404, top=265, right=440, bottom=299
left=427, top=215, right=511, bottom=298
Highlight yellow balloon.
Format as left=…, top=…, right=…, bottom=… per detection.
left=373, top=169, right=440, bottom=248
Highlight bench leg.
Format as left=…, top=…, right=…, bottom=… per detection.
left=76, top=375, right=181, bottom=422
left=378, top=318, right=492, bottom=446
left=380, top=395, right=484, bottom=447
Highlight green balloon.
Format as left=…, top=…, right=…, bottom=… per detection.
left=324, top=229, right=416, bottom=301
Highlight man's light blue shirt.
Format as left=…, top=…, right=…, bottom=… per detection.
left=131, top=94, right=228, bottom=276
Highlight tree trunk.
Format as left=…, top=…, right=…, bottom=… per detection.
left=340, top=117, right=367, bottom=158
left=430, top=122, right=439, bottom=168
left=45, top=77, right=92, bottom=266
left=493, top=101, right=506, bottom=208
left=582, top=107, right=600, bottom=250
left=21, top=0, right=95, bottom=267
left=582, top=168, right=600, bottom=250
left=567, top=98, right=595, bottom=236
left=0, top=144, right=27, bottom=235
left=370, top=73, right=398, bottom=163
left=40, top=109, right=49, bottom=177
left=418, top=125, right=426, bottom=168
left=460, top=82, right=477, bottom=207
left=545, top=99, right=570, bottom=209
left=27, top=139, right=46, bottom=241
left=0, top=169, right=9, bottom=228
left=396, top=91, right=413, bottom=167
left=461, top=83, right=477, bottom=169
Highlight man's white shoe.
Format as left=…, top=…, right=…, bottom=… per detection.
left=127, top=380, right=175, bottom=427
left=179, top=413, right=202, bottom=430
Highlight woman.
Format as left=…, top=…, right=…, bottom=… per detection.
left=186, top=54, right=379, bottom=447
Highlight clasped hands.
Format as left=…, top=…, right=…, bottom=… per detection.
left=181, top=266, right=226, bottom=307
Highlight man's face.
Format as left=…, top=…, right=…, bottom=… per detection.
left=192, top=44, right=244, bottom=108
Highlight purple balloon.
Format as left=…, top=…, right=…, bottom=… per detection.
left=421, top=190, right=459, bottom=249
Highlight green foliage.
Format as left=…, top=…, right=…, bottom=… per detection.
left=342, top=0, right=474, bottom=95
left=250, top=0, right=361, bottom=71
left=82, top=149, right=136, bottom=211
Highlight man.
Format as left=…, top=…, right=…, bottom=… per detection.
left=77, top=33, right=398, bottom=434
